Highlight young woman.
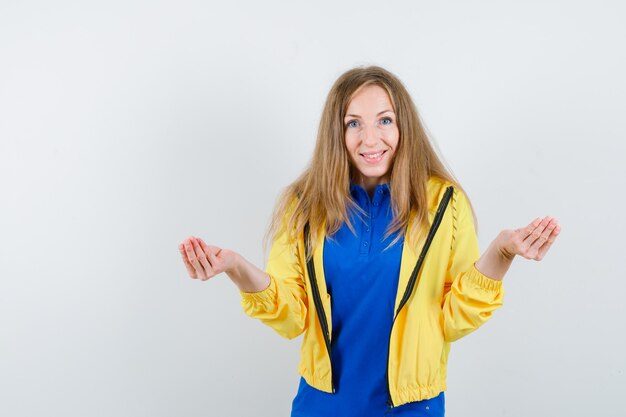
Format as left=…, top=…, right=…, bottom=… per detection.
left=178, top=66, right=561, bottom=416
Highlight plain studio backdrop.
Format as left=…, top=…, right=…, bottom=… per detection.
left=1, top=0, right=624, bottom=416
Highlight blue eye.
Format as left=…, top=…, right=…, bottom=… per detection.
left=381, top=117, right=393, bottom=125
left=346, top=120, right=359, bottom=128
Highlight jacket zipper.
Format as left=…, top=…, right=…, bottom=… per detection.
left=303, top=185, right=453, bottom=400
left=303, top=223, right=335, bottom=393
left=385, top=185, right=454, bottom=407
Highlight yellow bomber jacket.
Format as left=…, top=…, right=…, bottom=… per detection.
left=239, top=176, right=505, bottom=407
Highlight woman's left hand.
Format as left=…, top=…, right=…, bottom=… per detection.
left=497, top=216, right=561, bottom=261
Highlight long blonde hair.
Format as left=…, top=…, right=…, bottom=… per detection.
left=263, top=65, right=477, bottom=261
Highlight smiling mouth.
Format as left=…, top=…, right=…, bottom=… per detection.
left=360, top=150, right=386, bottom=157
left=360, top=150, right=387, bottom=162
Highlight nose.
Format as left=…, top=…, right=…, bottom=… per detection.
left=362, top=123, right=379, bottom=147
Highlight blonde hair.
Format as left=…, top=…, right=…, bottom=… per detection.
left=263, top=65, right=477, bottom=261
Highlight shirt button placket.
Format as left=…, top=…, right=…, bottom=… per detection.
left=360, top=199, right=372, bottom=255
left=365, top=187, right=382, bottom=255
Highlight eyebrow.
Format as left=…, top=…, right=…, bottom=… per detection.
left=345, top=109, right=394, bottom=119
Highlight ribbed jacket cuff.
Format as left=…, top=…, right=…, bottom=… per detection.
left=467, top=263, right=504, bottom=291
left=239, top=275, right=276, bottom=304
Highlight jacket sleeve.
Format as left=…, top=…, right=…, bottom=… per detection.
left=441, top=188, right=504, bottom=343
left=239, top=225, right=308, bottom=340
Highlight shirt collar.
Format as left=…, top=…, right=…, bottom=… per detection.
left=349, top=182, right=391, bottom=204
left=350, top=181, right=390, bottom=194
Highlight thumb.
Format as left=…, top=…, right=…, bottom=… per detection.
left=198, top=238, right=221, bottom=266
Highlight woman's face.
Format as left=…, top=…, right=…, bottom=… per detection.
left=344, top=84, right=399, bottom=190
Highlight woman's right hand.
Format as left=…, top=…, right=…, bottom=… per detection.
left=178, top=236, right=239, bottom=281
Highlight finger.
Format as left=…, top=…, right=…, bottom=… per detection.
left=198, top=238, right=211, bottom=253
left=518, top=217, right=541, bottom=238
left=522, top=216, right=551, bottom=250
left=536, top=222, right=561, bottom=260
left=179, top=242, right=197, bottom=278
left=197, top=238, right=215, bottom=253
left=209, top=246, right=224, bottom=272
left=184, top=237, right=206, bottom=279
left=199, top=239, right=222, bottom=272
left=528, top=218, right=556, bottom=258
left=191, top=237, right=214, bottom=280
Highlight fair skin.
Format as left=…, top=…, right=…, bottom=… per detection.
left=344, top=84, right=399, bottom=197
left=178, top=85, right=561, bottom=289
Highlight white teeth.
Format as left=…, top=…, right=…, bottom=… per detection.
left=363, top=151, right=384, bottom=158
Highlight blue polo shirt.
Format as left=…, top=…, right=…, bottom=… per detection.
left=291, top=182, right=445, bottom=416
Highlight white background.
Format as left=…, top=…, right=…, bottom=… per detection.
left=1, top=0, right=625, bottom=416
